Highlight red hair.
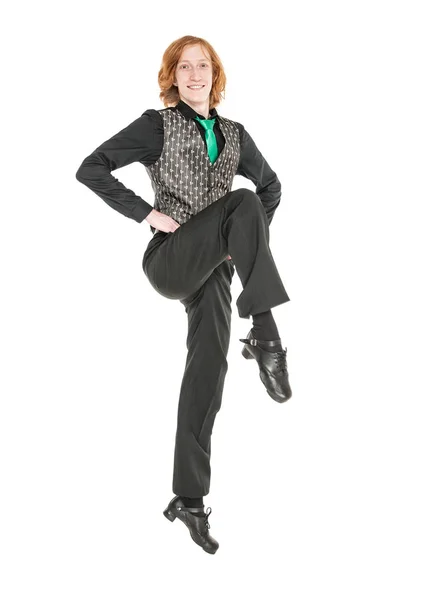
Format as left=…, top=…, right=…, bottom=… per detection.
left=158, top=36, right=227, bottom=109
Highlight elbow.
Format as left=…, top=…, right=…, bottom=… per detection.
left=75, top=162, right=85, bottom=183
left=274, top=177, right=282, bottom=204
left=275, top=175, right=282, bottom=197
left=76, top=153, right=109, bottom=184
left=75, top=158, right=92, bottom=184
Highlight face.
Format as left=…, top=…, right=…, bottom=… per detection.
left=173, top=44, right=213, bottom=111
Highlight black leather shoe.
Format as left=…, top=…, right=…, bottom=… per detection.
left=163, top=495, right=219, bottom=554
left=239, top=329, right=292, bottom=403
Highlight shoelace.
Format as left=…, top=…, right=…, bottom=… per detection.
left=203, top=506, right=212, bottom=529
left=180, top=505, right=212, bottom=529
left=274, top=349, right=288, bottom=373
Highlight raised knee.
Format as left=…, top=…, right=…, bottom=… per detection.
left=237, top=187, right=258, bottom=199
left=232, top=188, right=261, bottom=212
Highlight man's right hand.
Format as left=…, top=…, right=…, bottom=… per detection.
left=145, top=208, right=181, bottom=233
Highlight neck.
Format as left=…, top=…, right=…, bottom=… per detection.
left=180, top=97, right=210, bottom=119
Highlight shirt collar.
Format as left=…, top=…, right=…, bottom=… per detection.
left=176, top=98, right=219, bottom=121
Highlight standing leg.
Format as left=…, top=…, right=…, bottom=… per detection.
left=172, top=258, right=235, bottom=497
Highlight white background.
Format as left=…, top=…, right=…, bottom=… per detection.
left=1, top=0, right=422, bottom=598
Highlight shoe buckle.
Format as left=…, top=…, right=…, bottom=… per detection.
left=250, top=338, right=257, bottom=346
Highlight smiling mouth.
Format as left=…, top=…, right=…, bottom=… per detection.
left=187, top=85, right=205, bottom=89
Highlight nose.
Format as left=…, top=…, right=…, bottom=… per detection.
left=190, top=66, right=204, bottom=80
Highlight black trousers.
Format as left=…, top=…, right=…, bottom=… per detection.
left=142, top=188, right=290, bottom=497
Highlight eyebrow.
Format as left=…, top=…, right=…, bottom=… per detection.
left=178, top=59, right=211, bottom=63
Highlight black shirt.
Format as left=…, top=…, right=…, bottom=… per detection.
left=75, top=99, right=282, bottom=227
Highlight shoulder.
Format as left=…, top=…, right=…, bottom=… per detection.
left=217, top=115, right=245, bottom=137
left=143, top=107, right=181, bottom=128
left=140, top=108, right=164, bottom=127
left=222, top=118, right=246, bottom=143
left=114, top=109, right=162, bottom=134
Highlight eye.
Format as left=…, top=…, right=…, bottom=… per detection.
left=179, top=63, right=209, bottom=69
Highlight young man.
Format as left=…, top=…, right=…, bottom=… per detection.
left=76, top=36, right=291, bottom=554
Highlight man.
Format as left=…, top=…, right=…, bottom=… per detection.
left=76, top=36, right=292, bottom=554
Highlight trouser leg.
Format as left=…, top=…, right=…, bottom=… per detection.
left=142, top=187, right=290, bottom=319
left=172, top=259, right=234, bottom=497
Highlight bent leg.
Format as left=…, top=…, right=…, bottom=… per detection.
left=145, top=188, right=290, bottom=318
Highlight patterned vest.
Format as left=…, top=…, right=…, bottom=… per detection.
left=144, top=107, right=241, bottom=235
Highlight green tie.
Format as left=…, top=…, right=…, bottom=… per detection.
left=195, top=116, right=218, bottom=164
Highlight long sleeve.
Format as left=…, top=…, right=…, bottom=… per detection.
left=75, top=110, right=161, bottom=223
left=235, top=123, right=282, bottom=226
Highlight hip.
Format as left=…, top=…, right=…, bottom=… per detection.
left=142, top=230, right=168, bottom=275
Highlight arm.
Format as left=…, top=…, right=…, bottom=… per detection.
left=235, top=123, right=282, bottom=226
left=75, top=110, right=160, bottom=223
